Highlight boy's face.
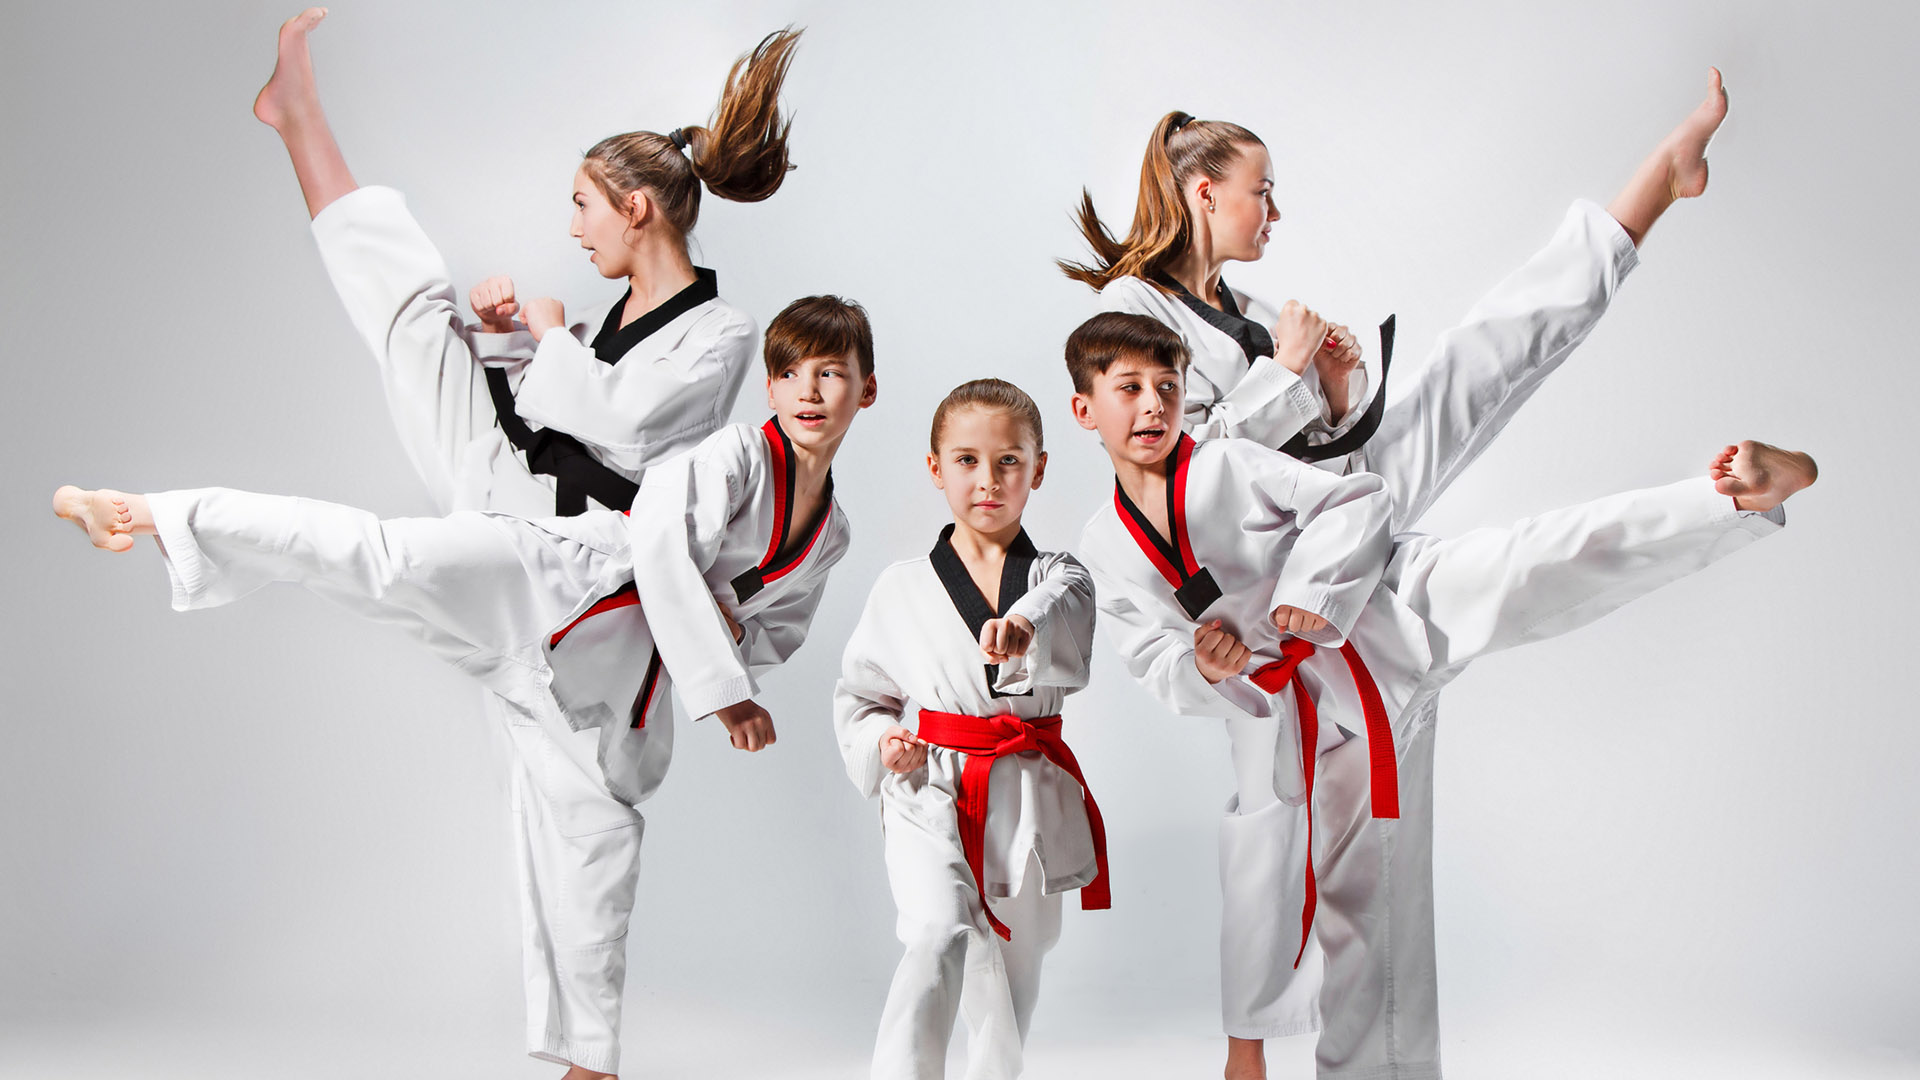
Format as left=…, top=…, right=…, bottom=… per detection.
left=766, top=350, right=877, bottom=451
left=1071, top=352, right=1184, bottom=470
left=927, top=407, right=1046, bottom=539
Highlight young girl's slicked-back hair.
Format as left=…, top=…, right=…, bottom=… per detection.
left=583, top=27, right=802, bottom=242
left=1058, top=111, right=1265, bottom=291
left=930, top=378, right=1046, bottom=455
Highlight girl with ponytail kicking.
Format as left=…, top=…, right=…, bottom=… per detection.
left=244, top=11, right=806, bottom=1076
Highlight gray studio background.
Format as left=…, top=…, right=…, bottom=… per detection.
left=5, top=1, right=1915, bottom=1077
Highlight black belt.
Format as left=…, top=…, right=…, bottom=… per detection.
left=1281, top=314, right=1395, bottom=463
left=483, top=366, right=639, bottom=516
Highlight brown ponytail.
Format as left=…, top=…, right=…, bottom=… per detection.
left=582, top=27, right=802, bottom=241
left=1057, top=111, right=1264, bottom=291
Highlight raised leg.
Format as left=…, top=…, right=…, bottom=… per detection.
left=309, top=186, right=540, bottom=514
left=1351, top=199, right=1639, bottom=532
left=119, top=487, right=618, bottom=676
left=1384, top=462, right=1804, bottom=678
left=1608, top=68, right=1728, bottom=247
left=254, top=8, right=358, bottom=218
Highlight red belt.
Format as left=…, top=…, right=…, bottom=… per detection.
left=914, top=710, right=1111, bottom=941
left=1248, top=638, right=1399, bottom=968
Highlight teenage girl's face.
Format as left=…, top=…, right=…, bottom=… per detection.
left=1071, top=354, right=1185, bottom=471
left=1197, top=144, right=1280, bottom=263
left=927, top=407, right=1046, bottom=540
left=571, top=166, right=641, bottom=280
left=766, top=351, right=878, bottom=453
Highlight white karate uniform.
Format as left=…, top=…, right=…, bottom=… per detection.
left=1100, top=200, right=1668, bottom=1072
left=143, top=419, right=845, bottom=1075
left=311, top=184, right=758, bottom=517
left=1099, top=198, right=1637, bottom=532
left=306, top=185, right=761, bottom=1071
left=1078, top=435, right=1782, bottom=1079
left=834, top=530, right=1098, bottom=1079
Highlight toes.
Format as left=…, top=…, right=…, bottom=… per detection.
left=105, top=533, right=135, bottom=553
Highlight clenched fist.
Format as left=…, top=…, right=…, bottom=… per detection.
left=1271, top=300, right=1330, bottom=376
left=1271, top=605, right=1328, bottom=636
left=521, top=297, right=566, bottom=344
left=879, top=725, right=929, bottom=775
left=469, top=276, right=520, bottom=333
left=714, top=699, right=776, bottom=751
left=1193, top=619, right=1252, bottom=684
left=979, top=614, right=1034, bottom=664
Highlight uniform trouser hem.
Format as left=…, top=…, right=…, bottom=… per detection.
left=531, top=1031, right=619, bottom=1074
left=1224, top=1016, right=1322, bottom=1040
left=1318, top=1060, right=1442, bottom=1080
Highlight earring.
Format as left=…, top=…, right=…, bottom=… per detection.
left=1207, top=196, right=1216, bottom=213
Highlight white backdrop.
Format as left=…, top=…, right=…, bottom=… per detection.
left=5, top=1, right=1916, bottom=1077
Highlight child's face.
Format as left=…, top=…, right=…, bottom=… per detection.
left=766, top=350, right=876, bottom=451
left=1071, top=353, right=1184, bottom=471
left=927, top=407, right=1046, bottom=538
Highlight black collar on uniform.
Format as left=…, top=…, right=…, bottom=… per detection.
left=1152, top=270, right=1273, bottom=366
left=590, top=266, right=720, bottom=363
left=929, top=523, right=1039, bottom=698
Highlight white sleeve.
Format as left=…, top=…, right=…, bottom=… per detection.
left=1300, top=360, right=1376, bottom=436
left=471, top=328, right=537, bottom=366
left=832, top=586, right=907, bottom=800
left=627, top=436, right=752, bottom=720
left=994, top=551, right=1095, bottom=695
left=1084, top=549, right=1274, bottom=722
left=1244, top=449, right=1393, bottom=646
left=1186, top=355, right=1321, bottom=446
left=513, top=310, right=753, bottom=465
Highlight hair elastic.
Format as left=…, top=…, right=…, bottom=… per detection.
left=668, top=128, right=691, bottom=154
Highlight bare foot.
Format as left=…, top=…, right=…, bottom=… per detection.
left=253, top=8, right=329, bottom=131
left=559, top=1067, right=615, bottom=1080
left=1709, top=440, right=1817, bottom=512
left=53, top=485, right=137, bottom=552
left=1662, top=67, right=1728, bottom=201
left=1225, top=1036, right=1266, bottom=1080
left=1608, top=67, right=1729, bottom=245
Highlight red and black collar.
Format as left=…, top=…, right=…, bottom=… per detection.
left=730, top=417, right=834, bottom=603
left=1113, top=433, right=1221, bottom=619
left=929, top=523, right=1040, bottom=699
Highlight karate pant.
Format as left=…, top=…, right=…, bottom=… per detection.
left=1350, top=198, right=1640, bottom=534
left=310, top=187, right=642, bottom=1072
left=1220, top=478, right=1782, bottom=1078
left=874, top=769, right=1065, bottom=1080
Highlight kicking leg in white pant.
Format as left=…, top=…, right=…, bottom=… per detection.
left=1219, top=440, right=1814, bottom=1079
left=52, top=482, right=649, bottom=1075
